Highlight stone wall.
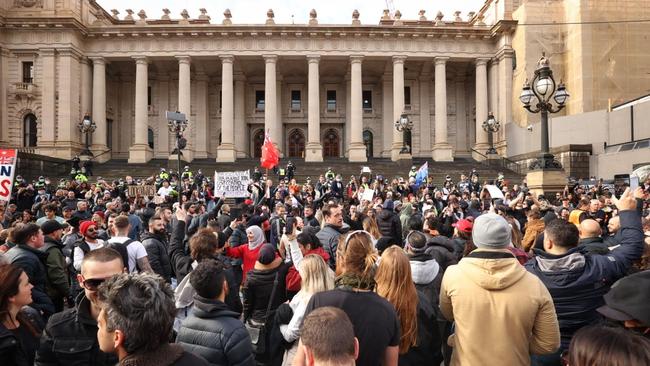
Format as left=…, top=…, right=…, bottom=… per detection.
left=508, top=144, right=592, bottom=179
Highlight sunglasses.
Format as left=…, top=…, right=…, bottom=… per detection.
left=86, top=227, right=96, bottom=233
left=82, top=277, right=106, bottom=291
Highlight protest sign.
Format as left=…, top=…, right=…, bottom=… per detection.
left=361, top=188, right=374, bottom=202
left=215, top=170, right=250, bottom=198
left=484, top=185, right=505, bottom=199
left=128, top=185, right=156, bottom=197
left=0, top=149, right=17, bottom=202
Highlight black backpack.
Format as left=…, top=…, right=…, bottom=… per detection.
left=105, top=239, right=137, bottom=272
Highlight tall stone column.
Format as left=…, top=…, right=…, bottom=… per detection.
left=497, top=49, right=514, bottom=153
left=90, top=57, right=109, bottom=160
left=0, top=48, right=8, bottom=145
left=391, top=56, right=407, bottom=161
left=80, top=58, right=92, bottom=122
left=305, top=55, right=323, bottom=162
left=128, top=56, right=152, bottom=163
left=381, top=73, right=393, bottom=158
left=194, top=73, right=209, bottom=159
left=418, top=68, right=431, bottom=159
left=157, top=75, right=170, bottom=158
left=217, top=55, right=236, bottom=162
left=264, top=55, right=279, bottom=152
left=176, top=56, right=193, bottom=162
left=57, top=49, right=81, bottom=159
left=348, top=56, right=366, bottom=162
left=455, top=73, right=468, bottom=155
left=473, top=58, right=490, bottom=158
left=234, top=75, right=247, bottom=158
left=276, top=76, right=283, bottom=155
left=432, top=57, right=453, bottom=161
left=39, top=48, right=56, bottom=155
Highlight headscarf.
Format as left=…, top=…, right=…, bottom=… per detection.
left=246, top=225, right=265, bottom=250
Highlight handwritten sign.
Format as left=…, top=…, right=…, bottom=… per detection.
left=128, top=185, right=156, bottom=197
left=214, top=170, right=250, bottom=198
left=0, top=149, right=17, bottom=202
left=484, top=185, right=505, bottom=199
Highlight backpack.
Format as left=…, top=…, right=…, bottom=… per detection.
left=105, top=239, right=137, bottom=272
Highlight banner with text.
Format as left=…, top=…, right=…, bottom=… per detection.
left=215, top=170, right=250, bottom=198
left=0, top=149, right=17, bottom=202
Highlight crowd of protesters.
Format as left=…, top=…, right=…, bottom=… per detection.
left=0, top=162, right=649, bottom=366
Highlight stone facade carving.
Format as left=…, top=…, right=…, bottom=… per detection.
left=14, top=0, right=42, bottom=8
left=309, top=9, right=318, bottom=25
left=223, top=9, right=232, bottom=25
left=266, top=9, right=275, bottom=25
left=352, top=9, right=360, bottom=25
left=161, top=8, right=171, bottom=21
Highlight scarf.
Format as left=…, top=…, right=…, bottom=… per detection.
left=335, top=272, right=376, bottom=291
left=246, top=225, right=265, bottom=250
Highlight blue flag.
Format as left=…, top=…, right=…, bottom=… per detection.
left=415, top=162, right=428, bottom=187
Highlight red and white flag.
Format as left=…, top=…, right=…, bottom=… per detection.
left=260, top=131, right=279, bottom=169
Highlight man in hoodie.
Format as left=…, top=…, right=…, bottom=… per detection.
left=440, top=213, right=560, bottom=366
left=525, top=187, right=644, bottom=365
left=375, top=200, right=402, bottom=245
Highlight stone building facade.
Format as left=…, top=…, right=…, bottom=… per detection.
left=1, top=0, right=648, bottom=163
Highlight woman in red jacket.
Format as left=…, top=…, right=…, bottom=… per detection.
left=225, top=225, right=266, bottom=281
left=285, top=232, right=331, bottom=293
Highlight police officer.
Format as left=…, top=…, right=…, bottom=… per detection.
left=286, top=161, right=296, bottom=181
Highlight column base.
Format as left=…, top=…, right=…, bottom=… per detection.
left=526, top=169, right=567, bottom=197
left=128, top=144, right=153, bottom=164
left=305, top=143, right=323, bottom=162
left=432, top=143, right=454, bottom=162
left=216, top=144, right=237, bottom=162
left=472, top=143, right=491, bottom=161
left=90, top=144, right=111, bottom=163
left=347, top=143, right=367, bottom=162
left=391, top=145, right=412, bottom=161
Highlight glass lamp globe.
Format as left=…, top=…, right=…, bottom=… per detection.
left=554, top=84, right=569, bottom=105
left=519, top=86, right=534, bottom=105
left=535, top=77, right=553, bottom=96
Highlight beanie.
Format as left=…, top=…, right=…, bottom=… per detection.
left=79, top=221, right=97, bottom=236
left=383, top=200, right=394, bottom=211
left=257, top=244, right=277, bottom=265
left=471, top=213, right=511, bottom=249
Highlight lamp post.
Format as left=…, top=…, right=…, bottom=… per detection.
left=482, top=112, right=500, bottom=155
left=519, top=53, right=570, bottom=170
left=78, top=114, right=96, bottom=157
left=166, top=111, right=188, bottom=205
left=394, top=113, right=413, bottom=154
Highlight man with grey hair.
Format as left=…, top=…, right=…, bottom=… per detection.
left=439, top=212, right=560, bottom=366
left=96, top=272, right=208, bottom=365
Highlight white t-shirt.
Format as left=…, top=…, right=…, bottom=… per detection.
left=73, top=240, right=104, bottom=271
left=157, top=186, right=173, bottom=198
left=108, top=236, right=148, bottom=273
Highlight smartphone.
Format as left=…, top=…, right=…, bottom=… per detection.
left=613, top=174, right=630, bottom=198
left=630, top=176, right=639, bottom=191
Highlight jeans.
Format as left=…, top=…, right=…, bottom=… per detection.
left=531, top=348, right=563, bottom=366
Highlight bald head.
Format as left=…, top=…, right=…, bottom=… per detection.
left=579, top=219, right=602, bottom=239
left=607, top=216, right=620, bottom=234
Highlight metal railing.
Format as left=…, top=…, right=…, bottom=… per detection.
left=470, top=148, right=524, bottom=175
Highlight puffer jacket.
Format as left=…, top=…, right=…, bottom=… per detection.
left=424, top=236, right=458, bottom=272
left=315, top=224, right=347, bottom=268
left=5, top=244, right=55, bottom=318
left=141, top=231, right=172, bottom=283
left=176, top=296, right=255, bottom=366
left=525, top=210, right=644, bottom=349
left=522, top=218, right=545, bottom=252
left=440, top=249, right=560, bottom=366
left=242, top=262, right=290, bottom=323
left=376, top=208, right=402, bottom=243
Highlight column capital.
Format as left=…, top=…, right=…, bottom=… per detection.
left=350, top=55, right=364, bottom=64
left=89, top=56, right=106, bottom=65
left=133, top=56, right=148, bottom=65
left=495, top=48, right=515, bottom=61
left=220, top=55, right=234, bottom=63
left=306, top=55, right=320, bottom=64
left=263, top=54, right=278, bottom=63
left=40, top=48, right=57, bottom=57
left=57, top=48, right=83, bottom=60
left=392, top=55, right=407, bottom=64
left=434, top=56, right=449, bottom=65
left=176, top=55, right=191, bottom=64
left=475, top=58, right=490, bottom=66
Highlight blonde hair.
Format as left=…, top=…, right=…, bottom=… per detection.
left=376, top=246, right=418, bottom=354
left=298, top=254, right=335, bottom=295
left=336, top=230, right=378, bottom=279
left=362, top=216, right=381, bottom=241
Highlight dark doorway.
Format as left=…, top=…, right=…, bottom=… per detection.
left=363, top=130, right=373, bottom=158
left=253, top=129, right=264, bottom=158
left=323, top=129, right=339, bottom=158
left=23, top=113, right=37, bottom=147
left=288, top=129, right=305, bottom=158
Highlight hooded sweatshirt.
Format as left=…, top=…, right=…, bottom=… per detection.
left=440, top=249, right=560, bottom=366
left=409, top=252, right=442, bottom=309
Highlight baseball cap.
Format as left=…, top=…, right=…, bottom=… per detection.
left=452, top=219, right=473, bottom=234
left=41, top=220, right=67, bottom=235
left=597, top=270, right=650, bottom=326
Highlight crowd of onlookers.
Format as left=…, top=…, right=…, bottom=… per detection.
left=0, top=164, right=649, bottom=366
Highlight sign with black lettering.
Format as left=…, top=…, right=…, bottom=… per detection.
left=0, top=149, right=17, bottom=202
left=214, top=170, right=250, bottom=198
left=128, top=185, right=156, bottom=197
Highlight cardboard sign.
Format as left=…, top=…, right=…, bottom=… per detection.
left=128, top=185, right=156, bottom=197
left=484, top=185, right=505, bottom=199
left=0, top=149, right=17, bottom=202
left=215, top=170, right=251, bottom=198
left=360, top=188, right=375, bottom=202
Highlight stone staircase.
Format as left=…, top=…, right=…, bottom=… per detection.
left=84, top=157, right=523, bottom=187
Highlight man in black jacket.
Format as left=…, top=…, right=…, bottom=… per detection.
left=5, top=223, right=55, bottom=320
left=40, top=220, right=70, bottom=312
left=176, top=260, right=254, bottom=366
left=375, top=200, right=402, bottom=245
left=36, top=248, right=123, bottom=366
left=141, top=215, right=173, bottom=283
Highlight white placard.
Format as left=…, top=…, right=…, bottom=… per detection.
left=361, top=188, right=374, bottom=202
left=214, top=170, right=251, bottom=198
left=484, top=185, right=505, bottom=199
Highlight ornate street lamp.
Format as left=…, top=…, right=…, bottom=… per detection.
left=482, top=112, right=500, bottom=155
left=78, top=114, right=96, bottom=157
left=394, top=113, right=413, bottom=154
left=519, top=53, right=570, bottom=170
left=166, top=111, right=188, bottom=204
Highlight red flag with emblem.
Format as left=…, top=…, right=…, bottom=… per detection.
left=260, top=131, right=279, bottom=169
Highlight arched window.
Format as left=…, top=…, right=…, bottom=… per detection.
left=23, top=113, right=37, bottom=147
left=253, top=129, right=265, bottom=158
left=363, top=130, right=373, bottom=158
left=148, top=128, right=154, bottom=149
left=323, top=129, right=340, bottom=158
left=288, top=129, right=305, bottom=158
